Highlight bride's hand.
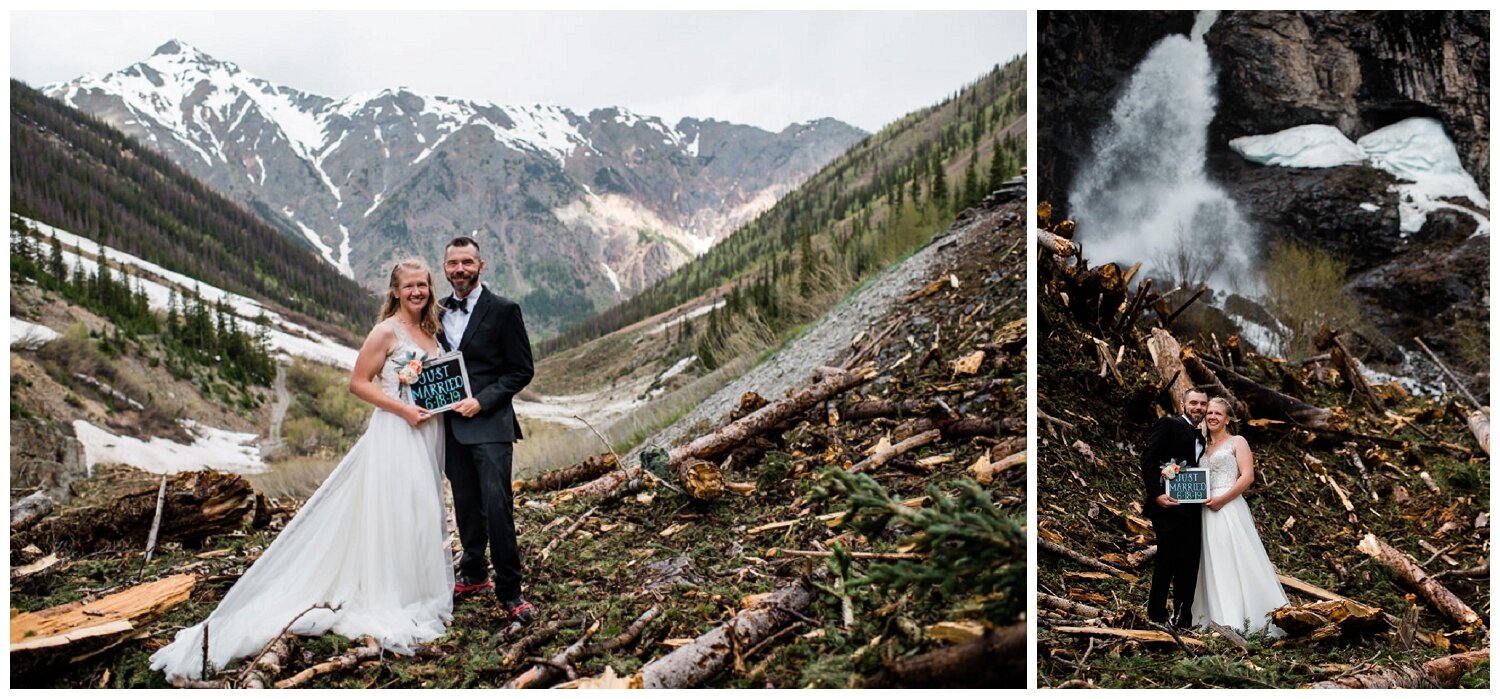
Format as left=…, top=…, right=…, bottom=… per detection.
left=397, top=403, right=430, bottom=427
left=1205, top=496, right=1225, bottom=512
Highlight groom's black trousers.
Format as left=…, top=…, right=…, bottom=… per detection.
left=1148, top=511, right=1201, bottom=626
left=445, top=436, right=523, bottom=601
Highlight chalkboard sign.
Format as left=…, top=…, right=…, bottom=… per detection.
left=1166, top=468, right=1210, bottom=504
left=409, top=352, right=471, bottom=413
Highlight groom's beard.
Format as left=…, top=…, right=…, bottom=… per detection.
left=448, top=275, right=477, bottom=296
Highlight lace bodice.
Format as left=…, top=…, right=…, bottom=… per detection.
left=380, top=322, right=436, bottom=400
left=1201, top=439, right=1241, bottom=495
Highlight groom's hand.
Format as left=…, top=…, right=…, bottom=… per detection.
left=1155, top=494, right=1180, bottom=508
left=452, top=397, right=482, bottom=417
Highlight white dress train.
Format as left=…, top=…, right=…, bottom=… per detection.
left=150, top=326, right=453, bottom=681
left=1190, top=438, right=1289, bottom=636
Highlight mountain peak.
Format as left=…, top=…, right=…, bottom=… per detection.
left=152, top=39, right=197, bottom=57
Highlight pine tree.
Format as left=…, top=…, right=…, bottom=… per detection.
left=963, top=147, right=980, bottom=207
left=930, top=156, right=948, bottom=211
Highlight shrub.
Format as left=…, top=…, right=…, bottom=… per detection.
left=1263, top=240, right=1364, bottom=360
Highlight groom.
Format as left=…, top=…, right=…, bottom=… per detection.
left=438, top=236, right=537, bottom=623
left=1139, top=387, right=1208, bottom=629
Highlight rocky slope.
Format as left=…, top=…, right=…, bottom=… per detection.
left=44, top=41, right=865, bottom=334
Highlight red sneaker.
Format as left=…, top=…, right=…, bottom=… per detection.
left=503, top=598, right=538, bottom=624
left=453, top=577, right=494, bottom=598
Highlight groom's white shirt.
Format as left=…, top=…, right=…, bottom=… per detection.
left=442, top=283, right=485, bottom=348
left=1182, top=414, right=1204, bottom=461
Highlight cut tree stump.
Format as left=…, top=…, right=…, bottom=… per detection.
left=675, top=458, right=724, bottom=501
left=1146, top=328, right=1194, bottom=415
left=1305, top=649, right=1488, bottom=689
left=1356, top=533, right=1483, bottom=628
left=11, top=574, right=196, bottom=672
left=639, top=580, right=813, bottom=688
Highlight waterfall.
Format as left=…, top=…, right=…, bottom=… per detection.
left=1069, top=10, right=1261, bottom=295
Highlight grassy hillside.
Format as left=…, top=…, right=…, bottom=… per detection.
left=10, top=80, right=371, bottom=333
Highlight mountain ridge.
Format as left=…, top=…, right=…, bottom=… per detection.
left=43, top=40, right=865, bottom=334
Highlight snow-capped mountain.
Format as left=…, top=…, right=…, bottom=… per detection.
left=45, top=40, right=865, bottom=333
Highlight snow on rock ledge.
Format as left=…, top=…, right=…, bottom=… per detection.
left=11, top=318, right=61, bottom=349
left=1230, top=117, right=1489, bottom=236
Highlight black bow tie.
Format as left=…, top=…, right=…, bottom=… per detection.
left=445, top=296, right=469, bottom=313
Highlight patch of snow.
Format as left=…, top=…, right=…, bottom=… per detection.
left=16, top=217, right=357, bottom=369
left=364, top=193, right=385, bottom=218
left=11, top=318, right=61, bottom=349
left=657, top=355, right=698, bottom=383
left=600, top=262, right=621, bottom=294
left=1229, top=124, right=1365, bottom=168
left=649, top=301, right=726, bottom=335
left=513, top=389, right=647, bottom=428
left=336, top=224, right=354, bottom=278
left=72, top=419, right=265, bottom=476
left=1359, top=202, right=1380, bottom=212
left=291, top=219, right=344, bottom=275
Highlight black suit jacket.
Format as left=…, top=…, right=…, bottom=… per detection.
left=438, top=288, right=534, bottom=445
left=1139, top=415, right=1204, bottom=520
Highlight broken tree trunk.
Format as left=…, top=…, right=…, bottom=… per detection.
left=11, top=574, right=196, bottom=673
left=566, top=368, right=876, bottom=499
left=10, top=491, right=54, bottom=532
left=1181, top=349, right=1249, bottom=419
left=1198, top=357, right=1341, bottom=430
left=1038, top=229, right=1078, bottom=259
left=16, top=470, right=255, bottom=554
left=1305, top=649, right=1488, bottom=689
left=675, top=458, right=725, bottom=500
left=1356, top=534, right=1483, bottom=628
left=514, top=453, right=619, bottom=494
left=1146, top=328, right=1194, bottom=415
left=849, top=429, right=942, bottom=473
left=639, top=580, right=813, bottom=688
left=505, top=619, right=602, bottom=689
left=865, top=623, right=1025, bottom=688
left=1052, top=626, right=1206, bottom=648
left=274, top=637, right=383, bottom=689
left=1315, top=325, right=1383, bottom=415
left=1468, top=409, right=1489, bottom=455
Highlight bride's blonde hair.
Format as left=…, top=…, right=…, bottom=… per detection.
left=1207, top=396, right=1239, bottom=435
left=379, top=259, right=442, bottom=337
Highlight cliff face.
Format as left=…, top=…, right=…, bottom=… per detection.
left=1206, top=11, right=1489, bottom=184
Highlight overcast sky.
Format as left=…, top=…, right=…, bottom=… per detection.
left=10, top=11, right=1024, bottom=133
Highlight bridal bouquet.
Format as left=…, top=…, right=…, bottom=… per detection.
left=1161, top=459, right=1185, bottom=480
left=395, top=349, right=427, bottom=385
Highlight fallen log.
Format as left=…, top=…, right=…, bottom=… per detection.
left=538, top=505, right=599, bottom=561
left=274, top=637, right=382, bottom=689
left=1305, top=649, right=1488, bottom=689
left=639, top=580, right=813, bottom=688
left=849, top=429, right=942, bottom=473
left=865, top=623, right=1025, bottom=688
left=11, top=574, right=196, bottom=673
left=1413, top=336, right=1482, bottom=409
left=514, top=453, right=618, bottom=494
left=1038, top=593, right=1103, bottom=619
left=1125, top=545, right=1158, bottom=569
left=565, top=368, right=876, bottom=499
left=11, top=491, right=54, bottom=532
left=1053, top=626, right=1206, bottom=648
left=1271, top=599, right=1384, bottom=638
left=1199, top=357, right=1341, bottom=430
left=505, top=619, right=601, bottom=689
left=1315, top=326, right=1383, bottom=415
left=1038, top=539, right=1138, bottom=583
left=16, top=470, right=255, bottom=554
left=1356, top=534, right=1483, bottom=628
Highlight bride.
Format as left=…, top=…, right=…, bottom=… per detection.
left=151, top=259, right=454, bottom=681
left=1190, top=397, right=1289, bottom=636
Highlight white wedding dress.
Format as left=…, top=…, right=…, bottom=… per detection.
left=1190, top=438, right=1289, bottom=636
left=151, top=325, right=454, bottom=681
